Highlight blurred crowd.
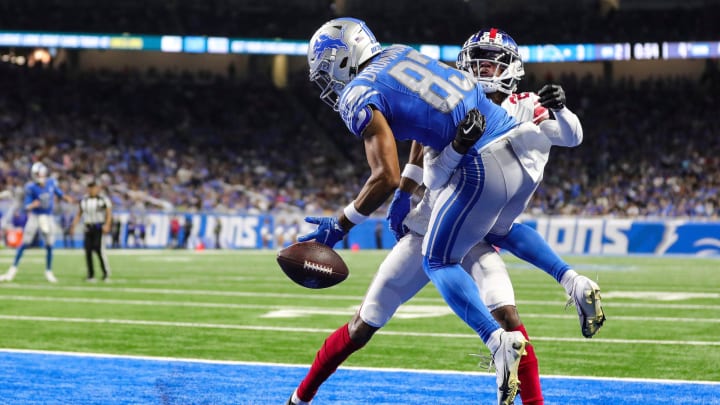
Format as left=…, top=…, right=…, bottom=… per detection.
left=0, top=61, right=718, bottom=220
left=0, top=63, right=363, bottom=220
left=0, top=0, right=718, bottom=44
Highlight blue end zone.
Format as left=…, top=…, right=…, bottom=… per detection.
left=0, top=350, right=718, bottom=404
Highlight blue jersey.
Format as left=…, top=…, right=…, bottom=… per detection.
left=338, top=45, right=517, bottom=152
left=24, top=178, right=64, bottom=215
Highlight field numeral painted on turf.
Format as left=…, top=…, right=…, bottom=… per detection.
left=261, top=305, right=453, bottom=319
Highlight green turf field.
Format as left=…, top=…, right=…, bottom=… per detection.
left=0, top=248, right=718, bottom=382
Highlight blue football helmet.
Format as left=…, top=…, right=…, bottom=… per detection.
left=456, top=28, right=524, bottom=94
left=307, top=18, right=382, bottom=111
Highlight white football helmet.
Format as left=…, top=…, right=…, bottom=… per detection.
left=30, top=162, right=48, bottom=184
left=307, top=17, right=382, bottom=110
left=457, top=28, right=524, bottom=94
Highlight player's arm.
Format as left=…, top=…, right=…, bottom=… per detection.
left=538, top=84, right=583, bottom=147
left=399, top=141, right=424, bottom=194
left=103, top=198, right=113, bottom=233
left=338, top=108, right=400, bottom=232
left=23, top=187, right=39, bottom=211
left=424, top=108, right=486, bottom=190
left=60, top=190, right=74, bottom=204
left=298, top=109, right=400, bottom=247
left=51, top=179, right=74, bottom=204
left=386, top=140, right=424, bottom=240
left=69, top=202, right=83, bottom=235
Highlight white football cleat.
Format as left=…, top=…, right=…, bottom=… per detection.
left=0, top=266, right=18, bottom=282
left=45, top=271, right=58, bottom=283
left=567, top=275, right=606, bottom=338
left=493, top=331, right=527, bottom=405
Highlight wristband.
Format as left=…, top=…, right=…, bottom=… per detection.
left=343, top=201, right=369, bottom=225
left=401, top=164, right=423, bottom=185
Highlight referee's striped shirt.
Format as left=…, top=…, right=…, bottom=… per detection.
left=80, top=195, right=112, bottom=225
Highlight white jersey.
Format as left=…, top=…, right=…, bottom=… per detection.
left=404, top=92, right=582, bottom=235
left=501, top=92, right=549, bottom=125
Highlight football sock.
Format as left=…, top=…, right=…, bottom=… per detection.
left=296, top=323, right=364, bottom=402
left=45, top=247, right=53, bottom=271
left=290, top=391, right=310, bottom=405
left=486, top=223, right=571, bottom=283
left=512, top=324, right=544, bottom=405
left=486, top=329, right=503, bottom=354
left=560, top=269, right=580, bottom=296
left=424, top=259, right=500, bottom=343
left=12, top=244, right=26, bottom=267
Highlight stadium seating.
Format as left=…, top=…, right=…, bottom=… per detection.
left=0, top=59, right=718, bottom=219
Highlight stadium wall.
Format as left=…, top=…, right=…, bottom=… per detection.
left=13, top=213, right=717, bottom=256
left=70, top=49, right=709, bottom=81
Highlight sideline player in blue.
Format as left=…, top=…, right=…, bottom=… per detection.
left=0, top=162, right=74, bottom=283
left=300, top=18, right=526, bottom=404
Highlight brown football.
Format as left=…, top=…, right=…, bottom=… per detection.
left=277, top=241, right=349, bottom=289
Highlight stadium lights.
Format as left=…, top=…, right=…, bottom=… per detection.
left=0, top=31, right=718, bottom=63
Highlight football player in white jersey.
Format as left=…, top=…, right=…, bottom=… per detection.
left=288, top=27, right=604, bottom=405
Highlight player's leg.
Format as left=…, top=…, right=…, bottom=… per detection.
left=423, top=145, right=528, bottom=405
left=41, top=216, right=57, bottom=283
left=97, top=230, right=111, bottom=281
left=290, top=233, right=429, bottom=405
left=423, top=150, right=512, bottom=344
left=84, top=230, right=95, bottom=280
left=485, top=180, right=605, bottom=338
left=463, top=244, right=543, bottom=405
left=1, top=214, right=39, bottom=281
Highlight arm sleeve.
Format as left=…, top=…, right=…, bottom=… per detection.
left=423, top=145, right=463, bottom=190
left=538, top=107, right=583, bottom=147
left=22, top=185, right=34, bottom=207
left=51, top=179, right=65, bottom=198
left=338, top=84, right=385, bottom=138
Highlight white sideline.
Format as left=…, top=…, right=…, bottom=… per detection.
left=0, top=347, right=718, bottom=386
left=0, top=314, right=719, bottom=347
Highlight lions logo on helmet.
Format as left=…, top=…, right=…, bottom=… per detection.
left=31, top=162, right=48, bottom=185
left=308, top=18, right=381, bottom=110
left=312, top=32, right=349, bottom=62
left=457, top=28, right=524, bottom=95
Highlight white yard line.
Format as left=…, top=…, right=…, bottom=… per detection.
left=0, top=295, right=718, bottom=323
left=2, top=284, right=719, bottom=310
left=0, top=314, right=719, bottom=347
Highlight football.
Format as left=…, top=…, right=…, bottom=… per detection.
left=277, top=241, right=349, bottom=289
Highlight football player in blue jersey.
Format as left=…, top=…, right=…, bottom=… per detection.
left=298, top=17, right=531, bottom=404
left=292, top=20, right=606, bottom=405
left=0, top=162, right=74, bottom=283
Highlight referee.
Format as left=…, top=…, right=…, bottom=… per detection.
left=70, top=179, right=112, bottom=282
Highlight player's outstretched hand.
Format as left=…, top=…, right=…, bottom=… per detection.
left=538, top=84, right=566, bottom=110
left=453, top=108, right=486, bottom=154
left=298, top=216, right=346, bottom=247
left=387, top=189, right=411, bottom=241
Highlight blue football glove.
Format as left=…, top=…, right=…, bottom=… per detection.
left=298, top=216, right=346, bottom=247
left=387, top=189, right=412, bottom=241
